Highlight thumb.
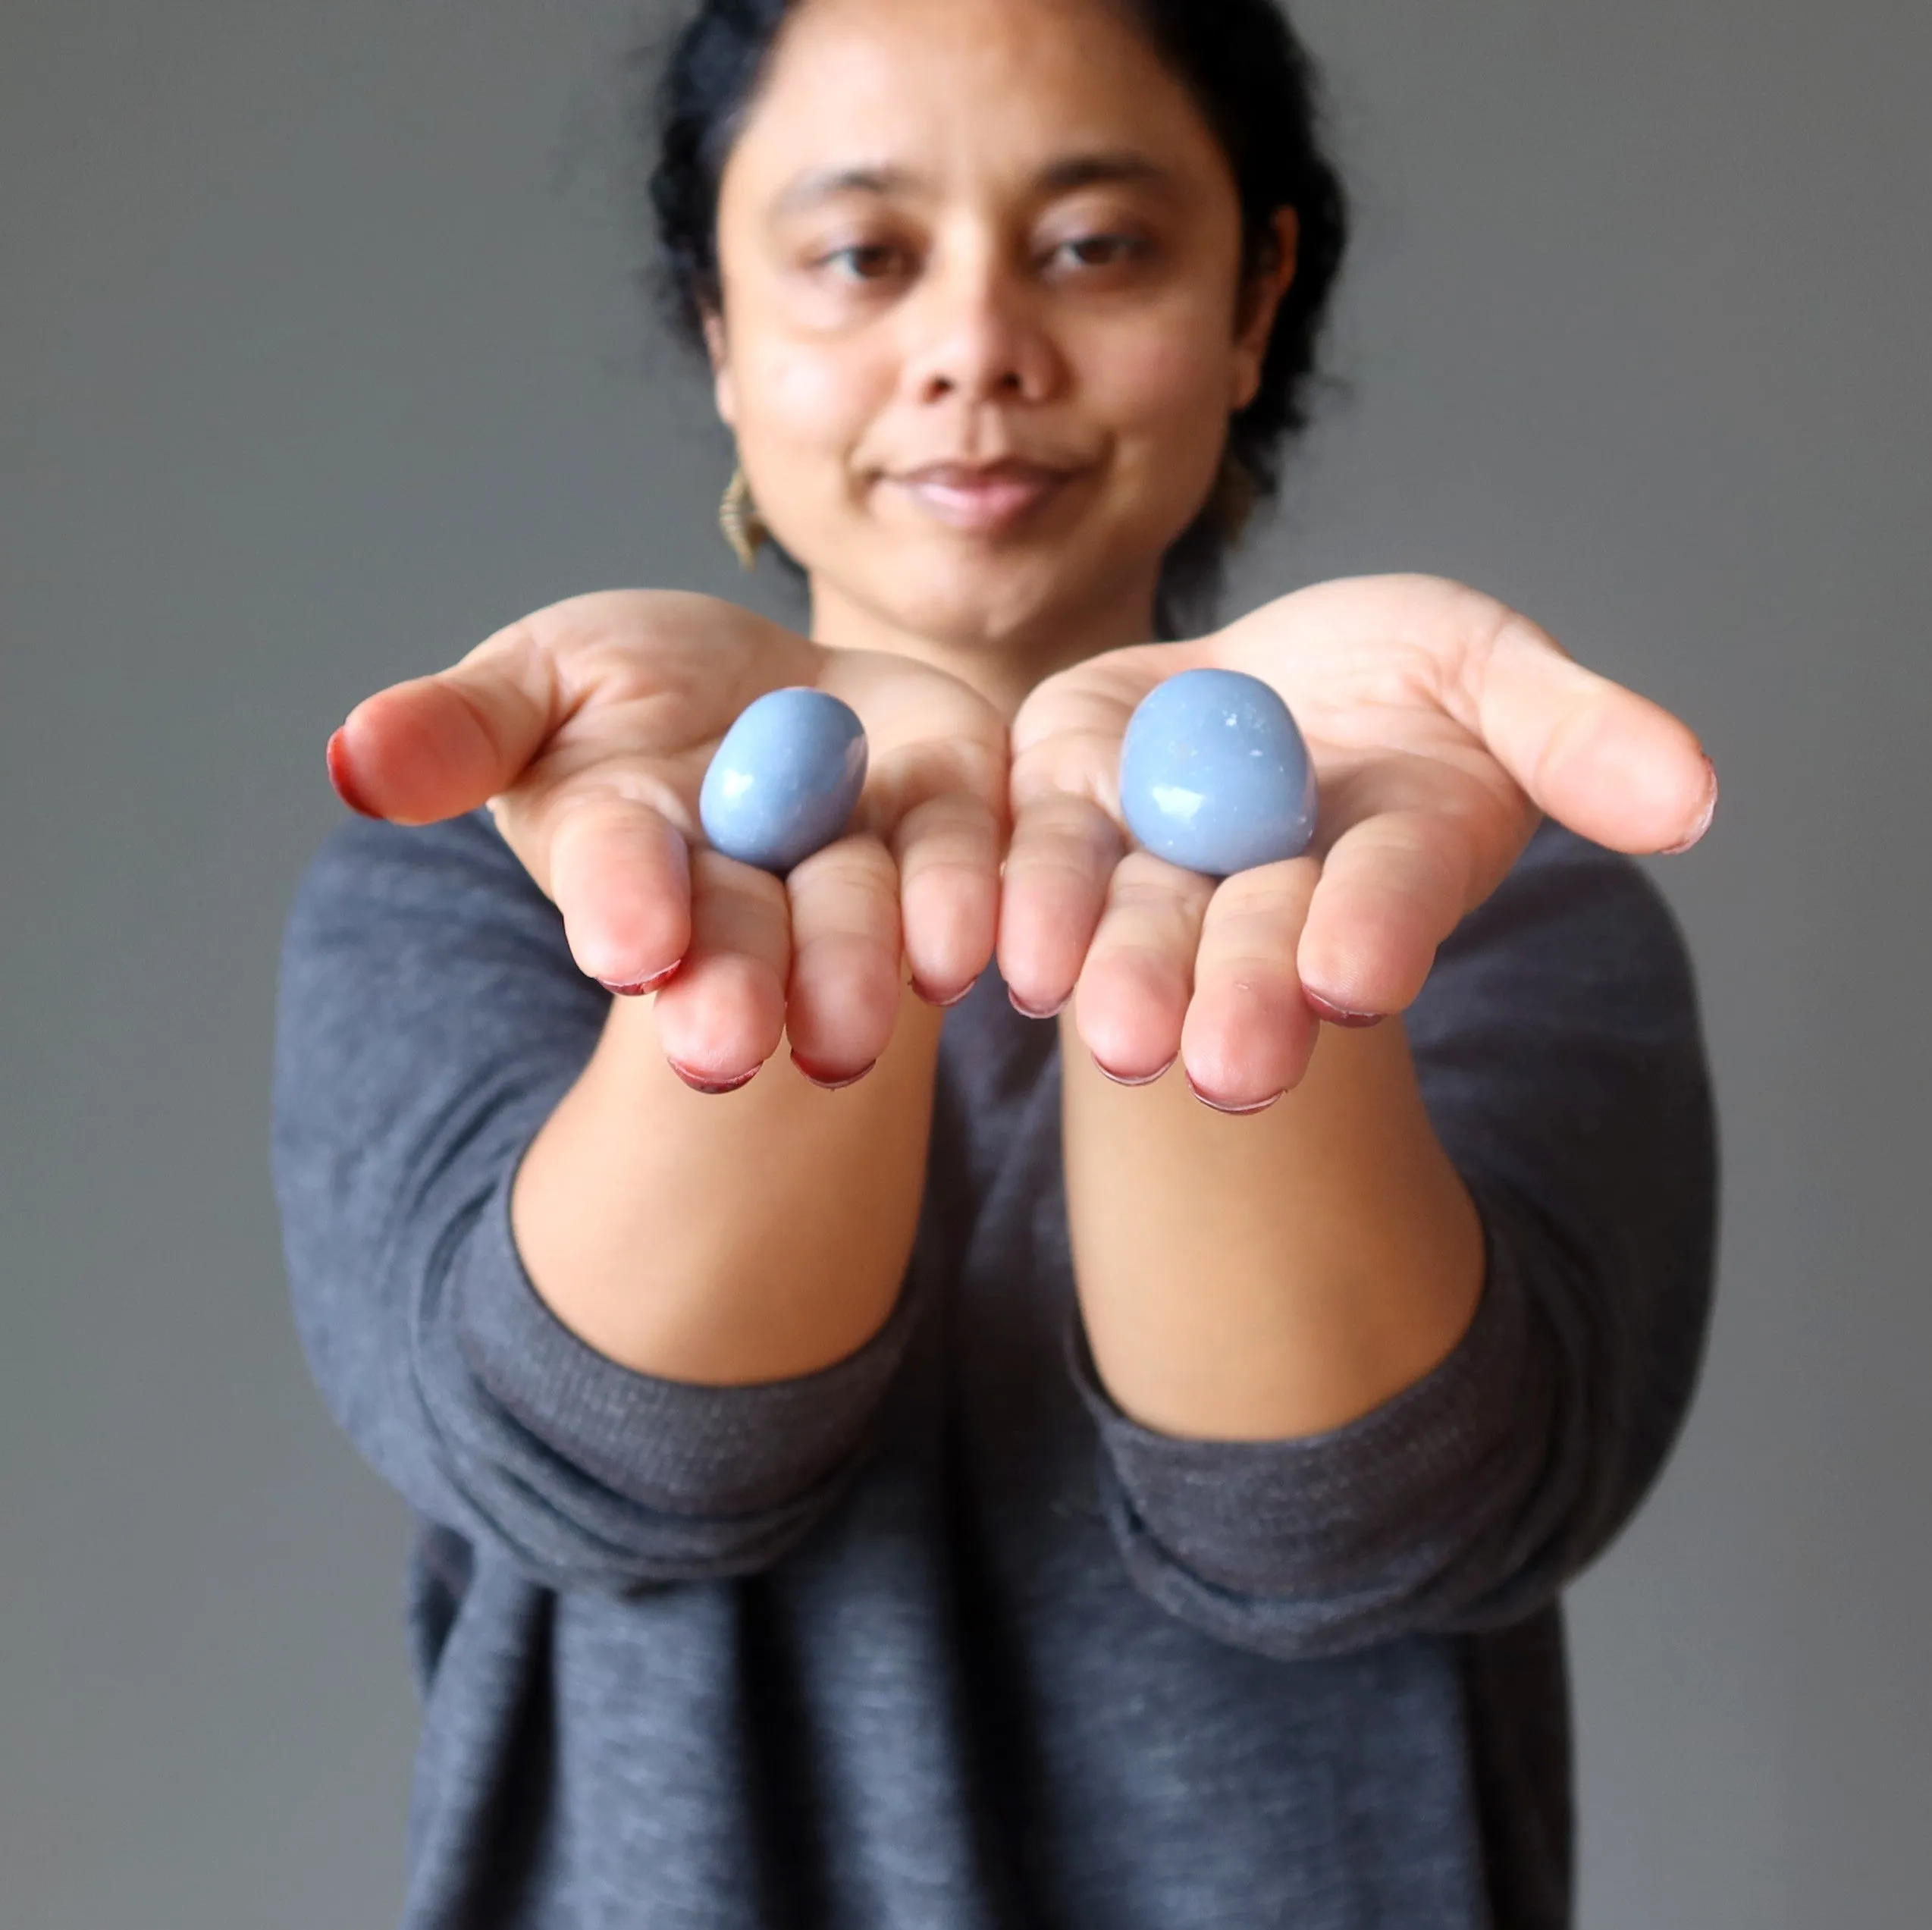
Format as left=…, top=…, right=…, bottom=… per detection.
left=327, top=620, right=556, bottom=826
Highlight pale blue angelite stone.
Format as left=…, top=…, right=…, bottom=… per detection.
left=698, top=688, right=868, bottom=875
left=1118, top=667, right=1319, bottom=877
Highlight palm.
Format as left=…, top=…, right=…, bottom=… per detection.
left=328, top=589, right=1006, bottom=1086
left=1002, top=574, right=1715, bottom=1109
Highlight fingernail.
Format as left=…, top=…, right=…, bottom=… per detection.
left=1008, top=988, right=1068, bottom=1021
left=1303, top=989, right=1385, bottom=1028
left=1093, top=1054, right=1175, bottom=1088
left=911, top=974, right=978, bottom=1009
left=1185, top=1074, right=1284, bottom=1116
left=601, top=962, right=682, bottom=997
left=325, top=726, right=381, bottom=819
left=666, top=1059, right=758, bottom=1096
left=789, top=1050, right=877, bottom=1091
left=1660, top=756, right=1719, bottom=855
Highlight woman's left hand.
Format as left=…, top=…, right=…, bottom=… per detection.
left=1000, top=573, right=1717, bottom=1111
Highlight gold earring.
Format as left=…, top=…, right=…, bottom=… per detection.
left=719, top=463, right=768, bottom=571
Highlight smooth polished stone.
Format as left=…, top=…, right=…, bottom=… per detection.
left=1118, top=667, right=1319, bottom=877
left=699, top=687, right=868, bottom=875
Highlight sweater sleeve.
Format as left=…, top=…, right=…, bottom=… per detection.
left=270, top=808, right=927, bottom=1593
left=1062, top=819, right=1719, bottom=1660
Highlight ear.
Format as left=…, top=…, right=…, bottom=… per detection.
left=701, top=308, right=738, bottom=428
left=1229, top=207, right=1299, bottom=413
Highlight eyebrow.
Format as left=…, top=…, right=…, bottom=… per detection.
left=772, top=150, right=1177, bottom=216
left=1037, top=152, right=1174, bottom=195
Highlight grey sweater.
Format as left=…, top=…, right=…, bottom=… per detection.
left=271, top=806, right=1717, bottom=1930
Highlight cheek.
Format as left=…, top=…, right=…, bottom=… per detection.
left=1106, top=327, right=1233, bottom=439
left=1084, top=320, right=1237, bottom=516
left=736, top=337, right=886, bottom=457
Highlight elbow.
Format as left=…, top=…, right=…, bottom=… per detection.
left=1090, top=1453, right=1554, bottom=1662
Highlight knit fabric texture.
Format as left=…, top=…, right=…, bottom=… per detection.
left=271, top=808, right=1717, bottom=1929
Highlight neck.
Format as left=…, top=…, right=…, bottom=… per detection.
left=806, top=570, right=1163, bottom=720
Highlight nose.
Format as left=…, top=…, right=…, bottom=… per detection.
left=899, top=234, right=1062, bottom=409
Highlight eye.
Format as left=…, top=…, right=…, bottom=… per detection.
left=819, top=242, right=908, bottom=282
left=1049, top=232, right=1146, bottom=272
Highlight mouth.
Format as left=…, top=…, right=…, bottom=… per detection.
left=884, top=458, right=1080, bottom=535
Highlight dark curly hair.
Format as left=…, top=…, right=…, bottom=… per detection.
left=642, top=0, right=1349, bottom=639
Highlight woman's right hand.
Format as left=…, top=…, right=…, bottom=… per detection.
left=325, top=590, right=1008, bottom=1089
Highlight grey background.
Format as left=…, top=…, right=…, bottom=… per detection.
left=3, top=0, right=1926, bottom=1923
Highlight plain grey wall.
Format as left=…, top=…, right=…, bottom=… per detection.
left=4, top=2, right=1927, bottom=1924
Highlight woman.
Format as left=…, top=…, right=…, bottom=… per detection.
left=273, top=0, right=1719, bottom=1923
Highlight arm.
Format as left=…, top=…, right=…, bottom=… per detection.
left=275, top=591, right=1005, bottom=1590
left=1059, top=1008, right=1484, bottom=1443
left=514, top=963, right=942, bottom=1388
left=1058, top=827, right=1718, bottom=1657
left=998, top=576, right=1720, bottom=1657
left=273, top=812, right=939, bottom=1593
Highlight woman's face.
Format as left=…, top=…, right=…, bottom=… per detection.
left=706, top=0, right=1295, bottom=661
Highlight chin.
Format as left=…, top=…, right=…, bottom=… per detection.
left=882, top=582, right=1065, bottom=655
left=866, top=538, right=1133, bottom=652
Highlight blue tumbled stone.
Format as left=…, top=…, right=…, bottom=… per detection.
left=1118, top=667, right=1318, bottom=877
left=699, top=687, right=868, bottom=875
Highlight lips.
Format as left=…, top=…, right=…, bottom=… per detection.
left=886, top=458, right=1077, bottom=535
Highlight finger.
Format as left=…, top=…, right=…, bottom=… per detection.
left=823, top=651, right=1008, bottom=1005
left=516, top=777, right=692, bottom=988
left=328, top=590, right=824, bottom=827
left=783, top=835, right=905, bottom=1086
left=999, top=641, right=1206, bottom=1015
left=1181, top=860, right=1322, bottom=1110
left=997, top=794, right=1124, bottom=1018
left=1462, top=609, right=1715, bottom=853
left=1215, top=576, right=1717, bottom=855
left=648, top=849, right=791, bottom=1091
left=1071, top=852, right=1215, bottom=1084
left=329, top=620, right=560, bottom=825
left=893, top=792, right=1002, bottom=1006
left=1295, top=808, right=1479, bottom=1018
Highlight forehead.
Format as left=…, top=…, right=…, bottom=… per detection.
left=723, top=0, right=1233, bottom=202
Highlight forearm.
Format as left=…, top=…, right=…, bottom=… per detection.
left=513, top=983, right=942, bottom=1386
left=1059, top=1013, right=1485, bottom=1442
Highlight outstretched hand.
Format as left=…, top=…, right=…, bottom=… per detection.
left=325, top=590, right=1007, bottom=1089
left=328, top=577, right=1714, bottom=1109
left=999, top=574, right=1717, bottom=1111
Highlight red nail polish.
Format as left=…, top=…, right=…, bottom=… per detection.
left=1303, top=989, right=1385, bottom=1028
left=601, top=962, right=682, bottom=997
left=1093, top=1054, right=1175, bottom=1088
left=325, top=726, right=381, bottom=819
left=1184, top=1074, right=1284, bottom=1116
left=666, top=1059, right=758, bottom=1095
left=911, top=974, right=978, bottom=1009
left=789, top=1051, right=877, bottom=1091
left=1008, top=988, right=1068, bottom=1021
